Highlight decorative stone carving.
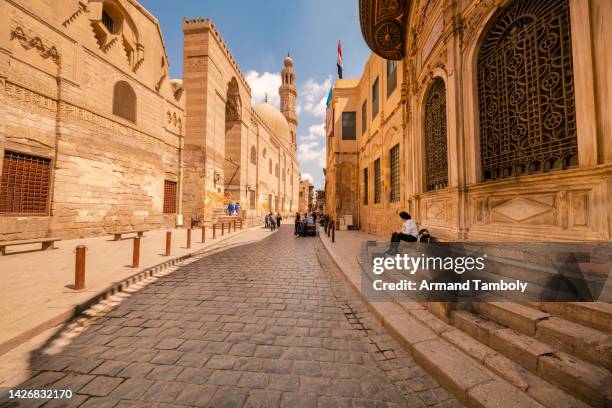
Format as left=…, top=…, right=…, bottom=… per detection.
left=10, top=27, right=60, bottom=64
left=359, top=0, right=409, bottom=60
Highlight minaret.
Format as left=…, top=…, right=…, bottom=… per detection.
left=279, top=53, right=298, bottom=152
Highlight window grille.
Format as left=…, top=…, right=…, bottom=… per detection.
left=477, top=0, right=577, bottom=181
left=424, top=78, right=448, bottom=191
left=163, top=180, right=177, bottom=214
left=0, top=151, right=51, bottom=215
left=389, top=144, right=400, bottom=202
left=374, top=158, right=381, bottom=204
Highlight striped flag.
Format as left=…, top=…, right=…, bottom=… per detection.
left=337, top=41, right=343, bottom=79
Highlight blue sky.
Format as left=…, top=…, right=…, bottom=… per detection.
left=140, top=0, right=371, bottom=188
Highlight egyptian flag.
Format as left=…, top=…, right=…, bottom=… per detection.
left=337, top=41, right=343, bottom=79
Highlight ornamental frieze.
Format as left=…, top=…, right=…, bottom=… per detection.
left=10, top=27, right=60, bottom=65
left=4, top=81, right=58, bottom=114
left=359, top=0, right=409, bottom=60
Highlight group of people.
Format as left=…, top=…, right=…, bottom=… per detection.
left=264, top=212, right=283, bottom=231
left=294, top=211, right=319, bottom=237
left=227, top=201, right=240, bottom=216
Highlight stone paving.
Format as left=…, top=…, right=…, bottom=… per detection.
left=0, top=226, right=461, bottom=407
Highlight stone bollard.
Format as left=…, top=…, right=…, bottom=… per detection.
left=165, top=231, right=172, bottom=256
left=233, top=220, right=236, bottom=232
left=132, top=237, right=140, bottom=268
left=201, top=226, right=206, bottom=243
left=74, top=245, right=86, bottom=289
left=187, top=228, right=192, bottom=249
left=332, top=221, right=335, bottom=243
left=240, top=219, right=243, bottom=229
left=221, top=222, right=225, bottom=236
left=213, top=224, right=216, bottom=239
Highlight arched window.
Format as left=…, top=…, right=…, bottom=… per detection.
left=477, top=0, right=577, bottom=181
left=424, top=77, right=448, bottom=191
left=113, top=81, right=136, bottom=123
left=250, top=146, right=257, bottom=165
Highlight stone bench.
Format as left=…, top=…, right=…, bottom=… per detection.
left=113, top=230, right=146, bottom=241
left=0, top=237, right=62, bottom=255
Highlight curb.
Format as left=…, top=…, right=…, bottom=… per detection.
left=317, top=229, right=548, bottom=408
left=0, top=225, right=260, bottom=357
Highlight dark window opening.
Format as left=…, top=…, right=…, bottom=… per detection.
left=342, top=111, right=356, bottom=140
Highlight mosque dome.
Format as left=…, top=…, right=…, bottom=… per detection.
left=254, top=102, right=290, bottom=141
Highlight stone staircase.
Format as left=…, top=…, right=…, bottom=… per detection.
left=361, top=244, right=612, bottom=407
left=451, top=302, right=611, bottom=407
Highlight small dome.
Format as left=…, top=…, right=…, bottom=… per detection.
left=284, top=53, right=293, bottom=67
left=254, top=102, right=290, bottom=140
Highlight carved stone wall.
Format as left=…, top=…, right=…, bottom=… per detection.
left=342, top=0, right=611, bottom=241
left=0, top=0, right=185, bottom=240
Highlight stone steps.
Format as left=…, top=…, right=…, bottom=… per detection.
left=451, top=309, right=612, bottom=407
left=337, top=241, right=612, bottom=407
left=531, top=302, right=612, bottom=333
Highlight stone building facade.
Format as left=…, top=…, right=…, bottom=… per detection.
left=0, top=1, right=299, bottom=241
left=182, top=18, right=299, bottom=226
left=0, top=0, right=185, bottom=240
left=298, top=178, right=313, bottom=214
left=326, top=0, right=611, bottom=242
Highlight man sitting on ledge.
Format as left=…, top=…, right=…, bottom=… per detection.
left=386, top=211, right=418, bottom=255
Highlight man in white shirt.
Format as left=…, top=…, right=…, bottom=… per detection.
left=386, top=211, right=418, bottom=255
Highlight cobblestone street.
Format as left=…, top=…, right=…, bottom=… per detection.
left=2, top=227, right=460, bottom=408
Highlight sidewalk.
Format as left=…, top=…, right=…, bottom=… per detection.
left=0, top=222, right=270, bottom=357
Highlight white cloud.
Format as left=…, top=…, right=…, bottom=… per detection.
left=297, top=76, right=332, bottom=118
left=245, top=70, right=281, bottom=108
left=300, top=123, right=325, bottom=142
left=300, top=173, right=314, bottom=183
left=298, top=141, right=326, bottom=167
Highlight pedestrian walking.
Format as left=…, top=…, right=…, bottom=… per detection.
left=276, top=212, right=282, bottom=228
left=269, top=212, right=277, bottom=231
left=294, top=212, right=301, bottom=236
left=264, top=213, right=269, bottom=229
left=234, top=202, right=240, bottom=215
left=227, top=201, right=234, bottom=216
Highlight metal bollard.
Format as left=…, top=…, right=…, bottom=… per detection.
left=187, top=228, right=191, bottom=249
left=74, top=245, right=86, bottom=289
left=132, top=237, right=140, bottom=268
left=165, top=231, right=172, bottom=256
left=201, top=226, right=206, bottom=243
left=213, top=224, right=216, bottom=239
left=332, top=221, right=335, bottom=243
left=240, top=219, right=243, bottom=229
left=221, top=222, right=225, bottom=236
left=233, top=220, right=236, bottom=232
